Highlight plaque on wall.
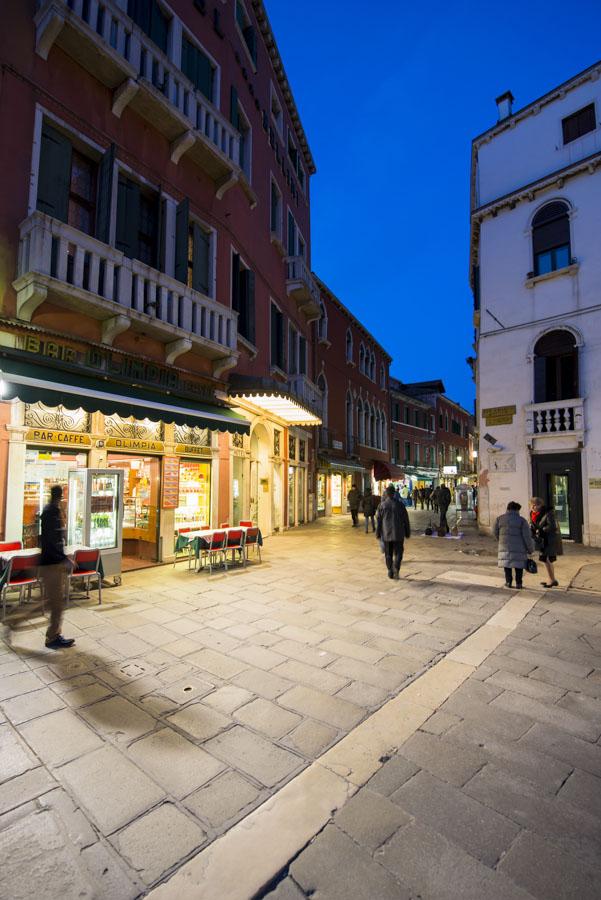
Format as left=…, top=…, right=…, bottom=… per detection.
left=161, top=456, right=180, bottom=509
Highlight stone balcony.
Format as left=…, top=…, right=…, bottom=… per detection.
left=524, top=398, right=584, bottom=448
left=14, top=212, right=238, bottom=376
left=285, top=257, right=321, bottom=320
left=34, top=0, right=255, bottom=205
left=288, top=374, right=322, bottom=418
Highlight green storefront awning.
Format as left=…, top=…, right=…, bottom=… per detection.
left=0, top=355, right=250, bottom=435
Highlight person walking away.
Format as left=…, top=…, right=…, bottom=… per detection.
left=431, top=486, right=439, bottom=514
left=347, top=484, right=361, bottom=527
left=438, top=484, right=452, bottom=535
left=362, top=488, right=376, bottom=532
left=412, top=487, right=419, bottom=509
left=529, top=497, right=563, bottom=588
left=425, top=487, right=432, bottom=510
left=494, top=501, right=534, bottom=589
left=419, top=488, right=425, bottom=510
left=376, top=484, right=411, bottom=579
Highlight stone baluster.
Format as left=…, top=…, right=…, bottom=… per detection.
left=56, top=237, right=69, bottom=282
left=73, top=245, right=85, bottom=288
left=89, top=253, right=100, bottom=294
left=104, top=260, right=116, bottom=302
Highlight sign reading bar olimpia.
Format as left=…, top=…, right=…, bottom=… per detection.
left=15, top=334, right=214, bottom=401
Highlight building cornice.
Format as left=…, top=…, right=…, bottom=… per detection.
left=251, top=1, right=316, bottom=175
left=313, top=274, right=393, bottom=362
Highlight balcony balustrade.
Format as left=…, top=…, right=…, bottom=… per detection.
left=34, top=0, right=251, bottom=199
left=14, top=212, right=238, bottom=375
left=288, top=373, right=322, bottom=418
left=285, top=257, right=321, bottom=320
left=524, top=398, right=584, bottom=446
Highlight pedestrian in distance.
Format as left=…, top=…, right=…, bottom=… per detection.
left=419, top=488, right=425, bottom=510
left=529, top=496, right=563, bottom=588
left=4, top=485, right=75, bottom=649
left=362, top=487, right=376, bottom=533
left=425, top=487, right=432, bottom=510
left=347, top=484, right=362, bottom=527
left=376, top=484, right=411, bottom=579
left=412, top=487, right=419, bottom=509
left=494, top=500, right=534, bottom=589
left=431, top=486, right=440, bottom=514
left=438, top=484, right=452, bottom=535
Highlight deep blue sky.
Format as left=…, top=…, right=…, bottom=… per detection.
left=266, top=0, right=601, bottom=410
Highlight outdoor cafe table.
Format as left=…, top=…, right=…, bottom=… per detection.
left=0, top=546, right=103, bottom=586
left=181, top=526, right=261, bottom=571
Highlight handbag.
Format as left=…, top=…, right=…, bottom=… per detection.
left=526, top=558, right=538, bottom=575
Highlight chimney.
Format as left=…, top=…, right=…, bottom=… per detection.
left=495, top=90, right=514, bottom=122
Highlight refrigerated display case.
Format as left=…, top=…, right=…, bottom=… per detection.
left=67, top=469, right=124, bottom=580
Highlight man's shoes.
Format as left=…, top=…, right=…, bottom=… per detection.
left=394, top=571, right=400, bottom=580
left=515, top=584, right=523, bottom=590
left=45, top=635, right=75, bottom=650
left=504, top=582, right=513, bottom=589
left=387, top=570, right=394, bottom=579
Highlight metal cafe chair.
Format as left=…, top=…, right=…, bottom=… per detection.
left=244, top=527, right=261, bottom=565
left=226, top=528, right=245, bottom=567
left=207, top=530, right=228, bottom=574
left=173, top=527, right=193, bottom=566
left=68, top=549, right=102, bottom=605
left=1, top=553, right=42, bottom=620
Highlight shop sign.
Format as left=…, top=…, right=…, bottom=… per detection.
left=589, top=478, right=601, bottom=489
left=443, top=465, right=458, bottom=475
left=332, top=440, right=343, bottom=450
left=105, top=437, right=164, bottom=453
left=175, top=444, right=212, bottom=456
left=26, top=428, right=92, bottom=447
left=482, top=405, right=516, bottom=426
left=162, top=456, right=180, bottom=509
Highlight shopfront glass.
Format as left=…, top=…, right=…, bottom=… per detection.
left=108, top=454, right=160, bottom=563
left=317, top=474, right=326, bottom=515
left=23, top=447, right=88, bottom=548
left=331, top=474, right=342, bottom=513
left=548, top=473, right=570, bottom=536
left=297, top=468, right=305, bottom=524
left=288, top=465, right=296, bottom=526
left=232, top=456, right=244, bottom=525
left=175, top=459, right=211, bottom=530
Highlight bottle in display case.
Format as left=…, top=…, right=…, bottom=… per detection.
left=67, top=469, right=124, bottom=580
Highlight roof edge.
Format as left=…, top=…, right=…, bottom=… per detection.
left=313, top=274, right=393, bottom=362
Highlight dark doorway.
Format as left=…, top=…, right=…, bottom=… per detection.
left=533, top=330, right=578, bottom=403
left=531, top=452, right=583, bottom=542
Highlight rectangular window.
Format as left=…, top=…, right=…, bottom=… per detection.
left=270, top=302, right=285, bottom=370
left=299, top=335, right=307, bottom=375
left=181, top=36, right=215, bottom=101
left=404, top=407, right=410, bottom=425
left=271, top=84, right=283, bottom=135
left=438, top=413, right=443, bottom=428
left=404, top=441, right=411, bottom=464
left=270, top=178, right=282, bottom=237
left=562, top=103, right=596, bottom=145
left=186, top=222, right=211, bottom=295
left=116, top=175, right=161, bottom=268
left=393, top=403, right=401, bottom=422
left=287, top=210, right=296, bottom=256
left=237, top=104, right=252, bottom=180
left=414, top=410, right=419, bottom=427
left=393, top=439, right=400, bottom=462
left=445, top=413, right=449, bottom=432
left=235, top=0, right=257, bottom=65
left=231, top=252, right=255, bottom=344
left=414, top=443, right=420, bottom=464
left=68, top=150, right=98, bottom=236
left=128, top=0, right=169, bottom=54
left=431, top=415, right=435, bottom=432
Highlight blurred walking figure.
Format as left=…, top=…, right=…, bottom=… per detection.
left=362, top=488, right=376, bottom=533
left=494, top=501, right=534, bottom=589
left=529, top=497, right=563, bottom=588
left=438, top=484, right=452, bottom=535
left=347, top=484, right=362, bottom=527
left=431, top=486, right=440, bottom=514
left=376, top=485, right=411, bottom=579
left=411, top=487, right=419, bottom=509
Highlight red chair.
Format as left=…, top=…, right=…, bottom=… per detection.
left=219, top=522, right=230, bottom=528
left=239, top=520, right=253, bottom=527
left=226, top=528, right=245, bottom=567
left=207, top=530, right=227, bottom=574
left=244, top=528, right=261, bottom=565
left=68, top=549, right=102, bottom=605
left=1, top=553, right=41, bottom=620
left=0, top=541, right=23, bottom=552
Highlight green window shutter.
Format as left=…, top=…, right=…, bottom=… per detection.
left=155, top=192, right=164, bottom=271
left=231, top=252, right=240, bottom=312
left=246, top=269, right=255, bottom=345
left=37, top=123, right=72, bottom=223
left=192, top=223, right=210, bottom=295
left=115, top=176, right=140, bottom=260
left=95, top=143, right=115, bottom=243
left=174, top=198, right=189, bottom=285
left=230, top=86, right=239, bottom=130
left=150, top=1, right=168, bottom=54
left=270, top=304, right=278, bottom=364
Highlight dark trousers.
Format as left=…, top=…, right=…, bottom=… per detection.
left=364, top=513, right=375, bottom=532
left=384, top=541, right=404, bottom=574
left=6, top=561, right=67, bottom=640
left=350, top=509, right=359, bottom=526
left=504, top=567, right=523, bottom=587
left=439, top=505, right=449, bottom=533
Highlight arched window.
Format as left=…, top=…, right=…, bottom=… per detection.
left=363, top=403, right=369, bottom=445
left=316, top=372, right=328, bottom=429
left=346, top=328, right=353, bottom=362
left=357, top=399, right=364, bottom=443
left=317, top=301, right=328, bottom=342
left=370, top=404, right=376, bottom=447
left=359, top=342, right=365, bottom=374
left=534, top=330, right=579, bottom=403
left=532, top=201, right=571, bottom=276
left=346, top=392, right=354, bottom=451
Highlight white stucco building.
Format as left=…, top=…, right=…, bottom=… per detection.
left=471, top=61, right=601, bottom=545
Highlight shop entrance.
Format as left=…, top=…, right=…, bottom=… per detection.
left=107, top=454, right=160, bottom=567
left=331, top=474, right=343, bottom=514
left=532, top=452, right=583, bottom=542
left=23, top=447, right=88, bottom=548
left=232, top=456, right=244, bottom=525
left=250, top=424, right=270, bottom=535
left=317, top=474, right=326, bottom=516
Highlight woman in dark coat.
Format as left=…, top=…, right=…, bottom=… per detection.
left=494, top=501, right=534, bottom=589
left=529, top=497, right=563, bottom=588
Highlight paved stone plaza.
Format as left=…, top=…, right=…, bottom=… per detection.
left=1, top=512, right=601, bottom=899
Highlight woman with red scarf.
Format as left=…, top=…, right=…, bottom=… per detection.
left=529, top=497, right=563, bottom=588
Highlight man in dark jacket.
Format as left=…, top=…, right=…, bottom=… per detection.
left=362, top=488, right=376, bottom=533
left=347, top=485, right=361, bottom=527
left=376, top=484, right=411, bottom=579
left=40, top=485, right=75, bottom=649
left=438, top=484, right=452, bottom=535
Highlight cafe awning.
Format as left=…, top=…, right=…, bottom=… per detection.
left=227, top=376, right=321, bottom=427
left=0, top=355, right=250, bottom=434
left=373, top=461, right=392, bottom=481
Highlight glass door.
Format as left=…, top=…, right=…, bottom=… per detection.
left=317, top=474, right=326, bottom=515
left=297, top=468, right=305, bottom=524
left=547, top=473, right=570, bottom=536
left=331, top=474, right=342, bottom=513
left=288, top=465, right=296, bottom=526
left=232, top=456, right=244, bottom=525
